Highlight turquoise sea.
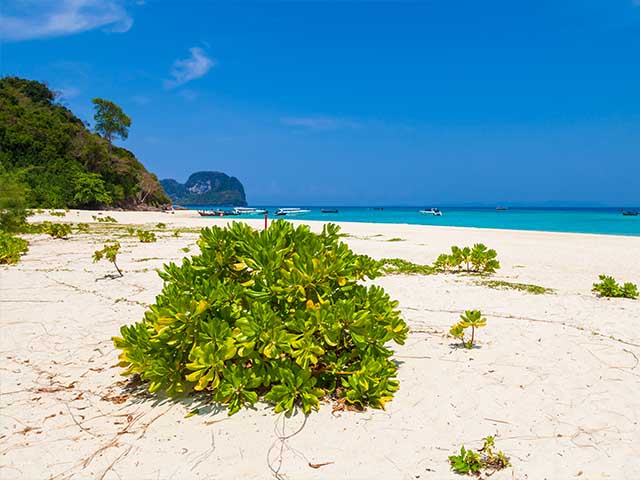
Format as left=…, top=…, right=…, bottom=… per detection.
left=185, top=206, right=640, bottom=237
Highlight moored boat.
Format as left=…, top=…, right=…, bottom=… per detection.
left=321, top=209, right=339, bottom=213
left=622, top=210, right=639, bottom=216
left=420, top=208, right=443, bottom=216
left=233, top=207, right=268, bottom=215
left=274, top=208, right=311, bottom=216
left=198, top=209, right=239, bottom=217
left=496, top=206, right=509, bottom=211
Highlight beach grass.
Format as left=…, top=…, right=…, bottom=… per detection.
left=476, top=279, right=553, bottom=295
left=380, top=257, right=436, bottom=275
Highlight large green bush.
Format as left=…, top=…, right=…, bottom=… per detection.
left=114, top=221, right=408, bottom=415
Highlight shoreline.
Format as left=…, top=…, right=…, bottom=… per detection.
left=32, top=208, right=640, bottom=239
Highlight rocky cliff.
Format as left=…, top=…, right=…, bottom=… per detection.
left=160, top=171, right=247, bottom=206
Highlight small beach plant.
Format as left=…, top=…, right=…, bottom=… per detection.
left=44, top=223, right=72, bottom=239
left=156, top=222, right=166, bottom=229
left=136, top=229, right=157, bottom=243
left=75, top=222, right=90, bottom=233
left=450, top=310, right=486, bottom=348
left=49, top=210, right=66, bottom=217
left=113, top=221, right=408, bottom=415
left=126, top=226, right=136, bottom=236
left=434, top=244, right=499, bottom=274
left=449, top=436, right=510, bottom=476
left=0, top=231, right=29, bottom=265
left=93, top=242, right=122, bottom=276
left=92, top=215, right=117, bottom=223
left=592, top=275, right=638, bottom=299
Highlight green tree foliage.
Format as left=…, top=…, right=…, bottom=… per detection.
left=0, top=77, right=169, bottom=208
left=91, top=98, right=131, bottom=148
left=0, top=167, right=30, bottom=232
left=592, top=275, right=638, bottom=299
left=73, top=172, right=112, bottom=208
left=0, top=231, right=29, bottom=265
left=113, top=221, right=408, bottom=415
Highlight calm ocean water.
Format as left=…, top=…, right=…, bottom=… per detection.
left=185, top=206, right=640, bottom=237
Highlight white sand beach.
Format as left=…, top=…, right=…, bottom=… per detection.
left=2, top=210, right=639, bottom=479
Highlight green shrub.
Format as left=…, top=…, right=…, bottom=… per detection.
left=434, top=244, right=500, bottom=274
left=49, top=210, right=66, bottom=217
left=93, top=242, right=122, bottom=276
left=136, top=229, right=157, bottom=243
left=156, top=222, right=167, bottom=229
left=44, top=223, right=72, bottom=239
left=0, top=231, right=29, bottom=265
left=92, top=215, right=117, bottom=223
left=126, top=226, right=136, bottom=236
left=592, top=275, right=638, bottom=299
left=449, top=310, right=486, bottom=349
left=76, top=222, right=90, bottom=233
left=113, top=221, right=408, bottom=415
left=449, top=436, right=509, bottom=476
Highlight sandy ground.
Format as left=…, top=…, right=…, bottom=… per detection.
left=1, top=209, right=639, bottom=480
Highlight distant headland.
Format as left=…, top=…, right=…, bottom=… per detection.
left=0, top=77, right=169, bottom=210
left=160, top=171, right=247, bottom=206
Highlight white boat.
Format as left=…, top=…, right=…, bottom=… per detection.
left=233, top=207, right=268, bottom=215
left=420, top=208, right=443, bottom=216
left=274, top=208, right=311, bottom=216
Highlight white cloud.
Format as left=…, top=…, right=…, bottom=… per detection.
left=165, top=47, right=215, bottom=89
left=280, top=115, right=361, bottom=131
left=0, top=0, right=133, bottom=42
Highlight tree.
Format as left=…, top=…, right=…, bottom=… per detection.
left=73, top=172, right=112, bottom=208
left=0, top=168, right=30, bottom=232
left=91, top=98, right=131, bottom=150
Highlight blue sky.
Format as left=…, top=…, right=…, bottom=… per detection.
left=1, top=0, right=639, bottom=206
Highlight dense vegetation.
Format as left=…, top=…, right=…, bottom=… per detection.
left=113, top=221, right=408, bottom=415
left=0, top=77, right=169, bottom=209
